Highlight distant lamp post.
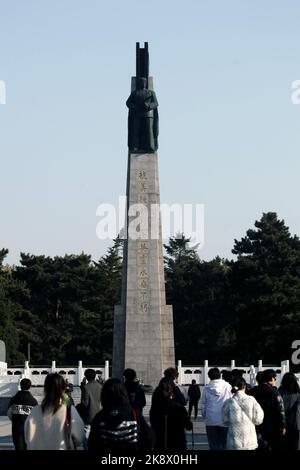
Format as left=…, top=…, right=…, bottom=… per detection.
left=27, top=343, right=30, bottom=364
left=55, top=299, right=62, bottom=319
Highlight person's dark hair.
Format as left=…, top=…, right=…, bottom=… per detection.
left=208, top=368, right=221, bottom=380
left=84, top=368, right=96, bottom=381
left=164, top=367, right=178, bottom=380
left=101, top=378, right=129, bottom=409
left=280, top=372, right=300, bottom=394
left=222, top=370, right=232, bottom=384
left=256, top=371, right=264, bottom=385
left=123, top=368, right=136, bottom=382
left=231, top=376, right=247, bottom=394
left=262, top=369, right=276, bottom=384
left=191, top=379, right=196, bottom=385
left=231, top=369, right=244, bottom=378
left=20, top=378, right=31, bottom=391
left=41, top=373, right=65, bottom=415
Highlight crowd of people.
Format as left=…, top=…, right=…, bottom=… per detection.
left=200, top=367, right=300, bottom=450
left=5, top=366, right=300, bottom=452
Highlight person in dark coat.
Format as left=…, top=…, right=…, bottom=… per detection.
left=7, top=378, right=38, bottom=450
left=188, top=379, right=201, bottom=420
left=79, top=368, right=102, bottom=446
left=88, top=378, right=139, bottom=455
left=123, top=368, right=146, bottom=422
left=123, top=368, right=154, bottom=449
left=249, top=369, right=286, bottom=450
left=150, top=381, right=192, bottom=451
left=278, top=372, right=300, bottom=450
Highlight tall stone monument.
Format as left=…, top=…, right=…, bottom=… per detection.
left=112, top=43, right=175, bottom=388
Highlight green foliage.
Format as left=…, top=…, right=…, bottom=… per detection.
left=164, top=236, right=232, bottom=363
left=0, top=241, right=122, bottom=366
left=0, top=250, right=27, bottom=363
left=164, top=213, right=300, bottom=364
left=229, top=212, right=300, bottom=363
left=1, top=212, right=300, bottom=366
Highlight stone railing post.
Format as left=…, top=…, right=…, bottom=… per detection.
left=203, top=360, right=209, bottom=385
left=258, top=360, right=263, bottom=372
left=0, top=361, right=7, bottom=375
left=177, top=360, right=183, bottom=385
left=249, top=365, right=256, bottom=387
left=282, top=359, right=289, bottom=373
left=104, top=360, right=109, bottom=381
left=51, top=361, right=56, bottom=373
left=230, top=359, right=235, bottom=370
left=24, top=361, right=30, bottom=379
left=78, top=361, right=83, bottom=385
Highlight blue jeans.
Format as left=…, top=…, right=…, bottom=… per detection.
left=206, top=426, right=228, bottom=450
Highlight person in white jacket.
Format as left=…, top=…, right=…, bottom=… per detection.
left=200, top=368, right=232, bottom=450
left=222, top=377, right=264, bottom=450
left=25, top=373, right=84, bottom=450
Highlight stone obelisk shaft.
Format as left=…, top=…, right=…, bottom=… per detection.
left=113, top=78, right=175, bottom=387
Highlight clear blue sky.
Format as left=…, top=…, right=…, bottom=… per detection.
left=1, top=0, right=300, bottom=265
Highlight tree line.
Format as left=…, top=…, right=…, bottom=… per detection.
left=1, top=212, right=300, bottom=368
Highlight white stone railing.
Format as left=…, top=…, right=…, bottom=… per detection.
left=1, top=359, right=299, bottom=392
left=177, top=359, right=298, bottom=387
left=2, top=360, right=110, bottom=387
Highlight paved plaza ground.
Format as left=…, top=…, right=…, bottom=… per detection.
left=0, top=387, right=209, bottom=451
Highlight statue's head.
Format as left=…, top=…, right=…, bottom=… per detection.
left=136, top=77, right=147, bottom=90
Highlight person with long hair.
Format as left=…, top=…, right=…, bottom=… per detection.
left=24, top=373, right=84, bottom=450
left=278, top=372, right=300, bottom=450
left=222, top=377, right=264, bottom=450
left=88, top=378, right=139, bottom=454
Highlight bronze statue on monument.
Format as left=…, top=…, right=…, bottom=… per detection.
left=126, top=43, right=159, bottom=153
left=126, top=77, right=158, bottom=153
